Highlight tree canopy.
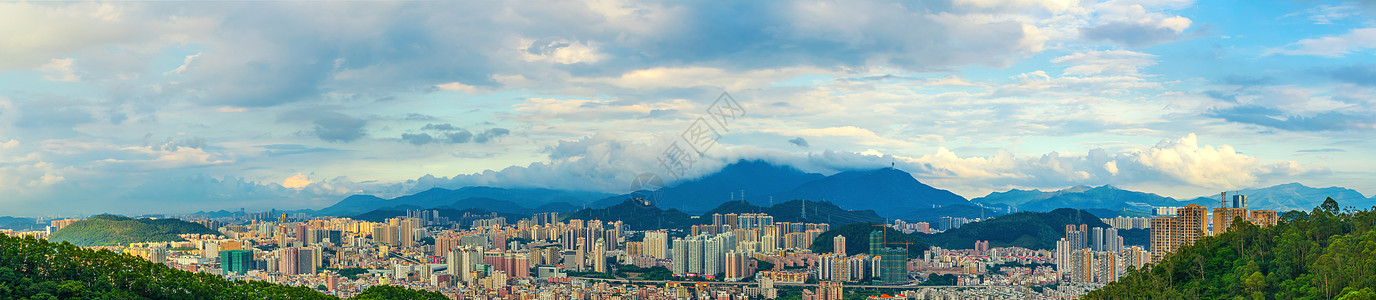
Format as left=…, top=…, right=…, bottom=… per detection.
left=1088, top=197, right=1376, bottom=299
left=0, top=234, right=445, bottom=300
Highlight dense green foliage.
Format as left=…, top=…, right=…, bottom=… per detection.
left=810, top=223, right=928, bottom=259
left=0, top=234, right=444, bottom=299
left=919, top=274, right=958, bottom=286
left=346, top=285, right=448, bottom=300
left=923, top=208, right=1108, bottom=250
left=326, top=268, right=370, bottom=280
left=615, top=264, right=674, bottom=280
left=1088, top=198, right=1376, bottom=299
left=46, top=215, right=221, bottom=247
left=810, top=209, right=1110, bottom=257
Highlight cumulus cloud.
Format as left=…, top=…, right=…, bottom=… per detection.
left=788, top=137, right=810, bottom=148
left=282, top=173, right=313, bottom=189
left=1051, top=50, right=1157, bottom=77
left=1080, top=18, right=1192, bottom=47
left=38, top=58, right=81, bottom=82
left=1264, top=28, right=1376, bottom=57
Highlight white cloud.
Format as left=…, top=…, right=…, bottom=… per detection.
left=434, top=82, right=480, bottom=93
left=1051, top=50, right=1157, bottom=76
left=760, top=126, right=918, bottom=148
left=282, top=173, right=314, bottom=189
left=1264, top=28, right=1376, bottom=57
left=163, top=52, right=200, bottom=75
left=38, top=58, right=81, bottom=82
left=519, top=38, right=605, bottom=64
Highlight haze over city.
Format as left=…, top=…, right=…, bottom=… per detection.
left=2, top=0, right=1374, bottom=216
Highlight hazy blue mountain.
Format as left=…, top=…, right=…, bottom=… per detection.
left=590, top=160, right=826, bottom=212
left=1185, top=183, right=1374, bottom=212
left=973, top=185, right=1203, bottom=212
left=0, top=216, right=40, bottom=231
left=319, top=187, right=613, bottom=216
left=768, top=168, right=969, bottom=216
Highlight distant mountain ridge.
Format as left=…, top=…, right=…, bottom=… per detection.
left=318, top=186, right=613, bottom=216
left=974, top=183, right=1375, bottom=213
left=1183, top=183, right=1374, bottom=212
left=320, top=160, right=972, bottom=219
left=314, top=160, right=1374, bottom=220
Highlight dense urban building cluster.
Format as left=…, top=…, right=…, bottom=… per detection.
left=0, top=192, right=1299, bottom=299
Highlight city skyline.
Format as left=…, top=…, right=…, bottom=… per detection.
left=2, top=0, right=1374, bottom=216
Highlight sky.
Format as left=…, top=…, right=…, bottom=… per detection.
left=1, top=0, right=1374, bottom=216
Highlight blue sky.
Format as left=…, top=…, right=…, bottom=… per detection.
left=1, top=0, right=1374, bottom=215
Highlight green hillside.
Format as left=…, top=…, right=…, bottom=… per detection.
left=0, top=234, right=446, bottom=300
left=1088, top=198, right=1374, bottom=299
left=809, top=208, right=1109, bottom=256
left=47, top=214, right=221, bottom=246
left=924, top=208, right=1108, bottom=250
left=810, top=223, right=928, bottom=259
left=562, top=198, right=694, bottom=230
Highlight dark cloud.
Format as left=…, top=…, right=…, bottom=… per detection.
left=259, top=144, right=339, bottom=157
left=404, top=113, right=436, bottom=121
left=312, top=113, right=367, bottom=142
left=472, top=128, right=509, bottom=143
left=400, top=126, right=507, bottom=145
left=1327, top=64, right=1376, bottom=86
left=422, top=123, right=459, bottom=131
left=1210, top=105, right=1374, bottom=131
left=401, top=133, right=435, bottom=145
left=788, top=137, right=810, bottom=148
left=443, top=131, right=473, bottom=143
left=1080, top=22, right=1186, bottom=47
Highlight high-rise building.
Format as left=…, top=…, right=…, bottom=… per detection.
left=593, top=238, right=607, bottom=273
left=221, top=250, right=254, bottom=275
left=868, top=231, right=906, bottom=285
left=1091, top=227, right=1105, bottom=251
left=834, top=235, right=846, bottom=256
left=645, top=230, right=669, bottom=260
left=1213, top=207, right=1249, bottom=235
left=687, top=235, right=705, bottom=275
left=1150, top=204, right=1208, bottom=261
left=1250, top=210, right=1279, bottom=227
left=671, top=238, right=688, bottom=274
left=447, top=246, right=482, bottom=282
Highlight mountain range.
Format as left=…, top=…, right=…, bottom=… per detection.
left=313, top=160, right=1375, bottom=220
left=975, top=183, right=1376, bottom=215
left=317, top=186, right=612, bottom=216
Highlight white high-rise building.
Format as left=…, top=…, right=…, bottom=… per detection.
left=671, top=238, right=688, bottom=274
left=645, top=230, right=669, bottom=259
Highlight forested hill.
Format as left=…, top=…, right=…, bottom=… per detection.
left=1087, top=198, right=1375, bottom=299
left=0, top=234, right=446, bottom=299
left=47, top=214, right=221, bottom=247
left=809, top=208, right=1110, bottom=256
